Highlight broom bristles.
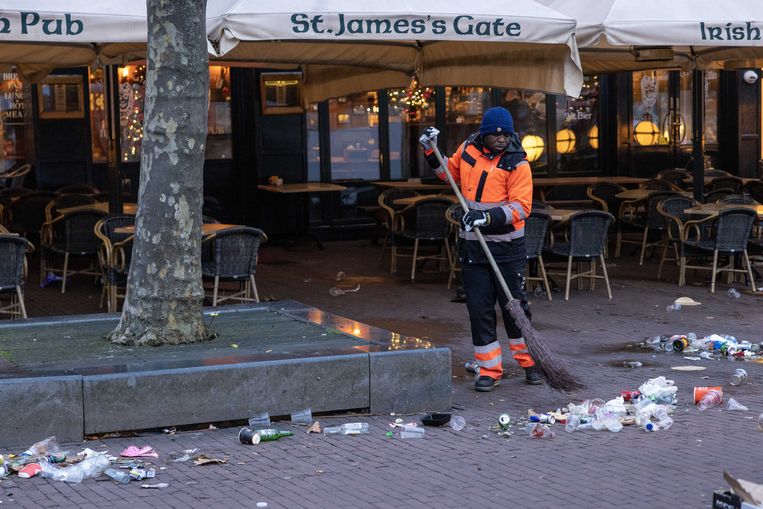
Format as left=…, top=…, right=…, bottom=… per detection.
left=506, top=299, right=585, bottom=392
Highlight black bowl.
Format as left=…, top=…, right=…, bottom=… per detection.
left=421, top=412, right=452, bottom=426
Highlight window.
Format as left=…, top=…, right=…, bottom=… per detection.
left=445, top=86, right=490, bottom=153
left=327, top=92, right=380, bottom=181
left=704, top=70, right=719, bottom=146
left=0, top=72, right=31, bottom=173
left=88, top=68, right=108, bottom=163
left=632, top=70, right=670, bottom=146
left=554, top=76, right=599, bottom=171
left=388, top=83, right=436, bottom=179
left=501, top=89, right=548, bottom=166
left=117, top=64, right=233, bottom=162
left=306, top=103, right=320, bottom=182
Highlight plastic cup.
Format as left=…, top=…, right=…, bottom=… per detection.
left=248, top=412, right=271, bottom=428
left=290, top=408, right=313, bottom=425
left=449, top=415, right=466, bottom=431
left=730, top=369, right=748, bottom=386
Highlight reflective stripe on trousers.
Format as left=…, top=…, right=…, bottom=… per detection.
left=474, top=340, right=502, bottom=380
left=508, top=336, right=535, bottom=368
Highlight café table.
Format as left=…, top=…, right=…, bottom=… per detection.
left=257, top=182, right=347, bottom=249
left=533, top=176, right=648, bottom=201
left=372, top=179, right=451, bottom=191
left=58, top=202, right=139, bottom=215
left=683, top=176, right=759, bottom=186
left=114, top=223, right=240, bottom=236
left=685, top=203, right=763, bottom=220
left=393, top=194, right=457, bottom=207
left=615, top=189, right=692, bottom=201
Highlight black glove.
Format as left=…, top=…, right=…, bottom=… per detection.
left=461, top=210, right=491, bottom=232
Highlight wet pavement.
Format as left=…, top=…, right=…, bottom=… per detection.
left=3, top=241, right=763, bottom=507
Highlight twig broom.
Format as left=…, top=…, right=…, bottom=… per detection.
left=430, top=143, right=584, bottom=391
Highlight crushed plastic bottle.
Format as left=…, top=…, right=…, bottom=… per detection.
left=104, top=468, right=130, bottom=484
left=565, top=415, right=580, bottom=433
left=728, top=288, right=741, bottom=299
left=464, top=359, right=480, bottom=374
left=652, top=406, right=673, bottom=429
left=666, top=303, right=682, bottom=312
left=697, top=389, right=723, bottom=411
left=400, top=425, right=425, bottom=439
left=526, top=423, right=554, bottom=439
left=727, top=398, right=749, bottom=412
left=23, top=436, right=60, bottom=456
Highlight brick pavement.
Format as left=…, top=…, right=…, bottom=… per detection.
left=3, top=242, right=763, bottom=508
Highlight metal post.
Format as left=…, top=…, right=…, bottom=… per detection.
left=104, top=64, right=123, bottom=215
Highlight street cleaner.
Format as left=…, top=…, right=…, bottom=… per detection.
left=419, top=106, right=541, bottom=392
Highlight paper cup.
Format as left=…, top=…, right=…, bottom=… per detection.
left=238, top=427, right=261, bottom=445
left=693, top=386, right=722, bottom=404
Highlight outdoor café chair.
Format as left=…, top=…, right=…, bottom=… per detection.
left=0, top=187, right=32, bottom=206
left=378, top=188, right=420, bottom=272
left=677, top=208, right=757, bottom=292
left=707, top=176, right=743, bottom=194
left=45, top=193, right=98, bottom=223
left=524, top=212, right=552, bottom=301
left=94, top=215, right=136, bottom=312
left=6, top=191, right=58, bottom=246
left=0, top=163, right=32, bottom=188
left=617, top=191, right=678, bottom=263
left=393, top=197, right=453, bottom=281
left=704, top=169, right=732, bottom=177
left=743, top=180, right=763, bottom=204
left=40, top=209, right=108, bottom=294
left=656, top=196, right=696, bottom=281
left=55, top=184, right=100, bottom=195
left=543, top=210, right=614, bottom=301
left=0, top=234, right=34, bottom=319
left=587, top=183, right=627, bottom=215
left=704, top=188, right=735, bottom=203
left=644, top=179, right=679, bottom=192
left=202, top=215, right=221, bottom=224
left=720, top=195, right=759, bottom=206
left=202, top=226, right=267, bottom=306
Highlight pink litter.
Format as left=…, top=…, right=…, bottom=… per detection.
left=120, top=445, right=159, bottom=458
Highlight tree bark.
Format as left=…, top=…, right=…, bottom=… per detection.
left=109, top=0, right=210, bottom=346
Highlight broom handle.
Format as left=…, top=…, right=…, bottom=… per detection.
left=430, top=143, right=516, bottom=303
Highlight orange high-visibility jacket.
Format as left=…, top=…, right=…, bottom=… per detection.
left=439, top=132, right=532, bottom=242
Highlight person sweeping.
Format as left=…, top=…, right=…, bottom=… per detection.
left=419, top=107, right=541, bottom=392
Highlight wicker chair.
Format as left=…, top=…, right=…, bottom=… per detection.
left=617, top=191, right=678, bottom=263
left=524, top=212, right=552, bottom=301
left=94, top=215, right=136, bottom=312
left=587, top=183, right=627, bottom=215
left=56, top=184, right=100, bottom=195
left=658, top=169, right=691, bottom=190
left=720, top=195, right=759, bottom=205
left=378, top=188, right=420, bottom=272
left=6, top=191, right=58, bottom=245
left=445, top=203, right=464, bottom=289
left=708, top=176, right=743, bottom=194
left=0, top=235, right=34, bottom=319
left=0, top=187, right=32, bottom=206
left=202, top=226, right=267, bottom=306
left=0, top=163, right=32, bottom=188
left=704, top=188, right=734, bottom=203
left=704, top=169, right=731, bottom=177
left=678, top=208, right=757, bottom=292
left=656, top=196, right=696, bottom=281
left=543, top=210, right=614, bottom=300
left=393, top=197, right=453, bottom=281
left=40, top=210, right=108, bottom=293
left=45, top=193, right=98, bottom=222
left=644, top=179, right=677, bottom=192
left=743, top=180, right=763, bottom=203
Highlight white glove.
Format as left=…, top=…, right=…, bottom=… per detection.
left=418, top=127, right=440, bottom=150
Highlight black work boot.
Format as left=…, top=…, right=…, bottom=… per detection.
left=524, top=366, right=543, bottom=385
left=474, top=375, right=500, bottom=392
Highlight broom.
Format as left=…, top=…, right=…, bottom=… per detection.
left=430, top=143, right=584, bottom=391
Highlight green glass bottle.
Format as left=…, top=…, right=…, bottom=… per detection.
left=254, top=429, right=294, bottom=441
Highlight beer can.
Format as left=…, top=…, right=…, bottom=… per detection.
left=238, top=427, right=262, bottom=445
left=498, top=413, right=511, bottom=429
left=672, top=337, right=690, bottom=352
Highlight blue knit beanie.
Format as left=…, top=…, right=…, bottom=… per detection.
left=480, top=107, right=514, bottom=136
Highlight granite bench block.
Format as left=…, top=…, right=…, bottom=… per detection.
left=369, top=347, right=452, bottom=414
left=0, top=375, right=84, bottom=448
left=82, top=354, right=369, bottom=434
